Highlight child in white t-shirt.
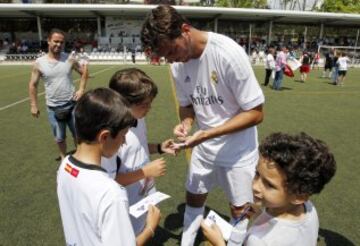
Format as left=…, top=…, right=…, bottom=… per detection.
left=102, top=68, right=176, bottom=235
left=57, top=88, right=161, bottom=246
left=336, top=52, right=351, bottom=86
left=201, top=132, right=336, bottom=246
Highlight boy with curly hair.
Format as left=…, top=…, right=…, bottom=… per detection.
left=201, top=132, right=336, bottom=246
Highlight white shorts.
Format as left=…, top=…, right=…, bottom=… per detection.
left=79, top=60, right=89, bottom=66
left=186, top=156, right=257, bottom=206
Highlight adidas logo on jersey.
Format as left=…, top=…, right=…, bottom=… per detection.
left=184, top=76, right=191, bottom=83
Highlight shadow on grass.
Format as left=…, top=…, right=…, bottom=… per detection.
left=147, top=203, right=229, bottom=246
left=269, top=86, right=293, bottom=91
left=319, top=80, right=337, bottom=86
left=318, top=228, right=356, bottom=246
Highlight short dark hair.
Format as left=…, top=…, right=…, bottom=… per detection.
left=48, top=28, right=66, bottom=40
left=109, top=68, right=158, bottom=105
left=141, top=5, right=190, bottom=52
left=259, top=132, right=336, bottom=196
left=75, top=88, right=136, bottom=144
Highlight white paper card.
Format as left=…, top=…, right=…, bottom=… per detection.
left=287, top=57, right=302, bottom=71
left=204, top=210, right=233, bottom=241
left=129, top=191, right=170, bottom=218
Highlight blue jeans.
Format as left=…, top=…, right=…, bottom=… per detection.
left=273, top=70, right=284, bottom=90
left=332, top=67, right=339, bottom=83
left=47, top=102, right=76, bottom=143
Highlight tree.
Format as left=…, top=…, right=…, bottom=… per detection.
left=319, top=0, right=360, bottom=13
left=277, top=0, right=323, bottom=11
left=215, top=0, right=267, bottom=8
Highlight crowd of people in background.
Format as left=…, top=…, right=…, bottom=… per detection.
left=261, top=45, right=351, bottom=90
left=1, top=30, right=359, bottom=63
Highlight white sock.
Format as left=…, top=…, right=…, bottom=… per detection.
left=181, top=205, right=205, bottom=246
left=227, top=218, right=249, bottom=246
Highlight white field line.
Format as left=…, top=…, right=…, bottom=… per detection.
left=0, top=66, right=115, bottom=112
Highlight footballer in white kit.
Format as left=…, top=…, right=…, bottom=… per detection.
left=141, top=6, right=264, bottom=245
left=171, top=31, right=264, bottom=203
left=170, top=32, right=264, bottom=246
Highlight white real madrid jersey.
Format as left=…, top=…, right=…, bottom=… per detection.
left=171, top=32, right=265, bottom=167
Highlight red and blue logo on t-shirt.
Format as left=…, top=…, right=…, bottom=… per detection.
left=65, top=163, right=79, bottom=178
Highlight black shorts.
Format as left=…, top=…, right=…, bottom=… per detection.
left=324, top=64, right=332, bottom=70
left=338, top=70, right=347, bottom=76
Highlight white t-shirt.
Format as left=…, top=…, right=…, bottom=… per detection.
left=102, top=118, right=155, bottom=235
left=57, top=155, right=136, bottom=246
left=36, top=53, right=75, bottom=107
left=171, top=32, right=265, bottom=167
left=244, top=201, right=319, bottom=246
left=78, top=51, right=90, bottom=65
left=265, top=53, right=275, bottom=70
left=337, top=56, right=350, bottom=71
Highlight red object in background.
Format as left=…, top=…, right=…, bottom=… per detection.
left=151, top=56, right=161, bottom=65
left=284, top=64, right=294, bottom=77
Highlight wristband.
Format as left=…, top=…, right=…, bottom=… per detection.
left=157, top=143, right=164, bottom=154
left=147, top=226, right=155, bottom=237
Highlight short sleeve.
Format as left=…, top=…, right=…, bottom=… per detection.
left=171, top=63, right=192, bottom=107
left=224, top=49, right=264, bottom=111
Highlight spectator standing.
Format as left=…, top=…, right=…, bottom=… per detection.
left=331, top=51, right=339, bottom=85
left=336, top=52, right=350, bottom=86
left=78, top=47, right=90, bottom=69
left=28, top=28, right=88, bottom=160
left=263, top=47, right=275, bottom=86
left=299, top=51, right=311, bottom=82
left=322, top=50, right=334, bottom=78
left=273, top=46, right=288, bottom=90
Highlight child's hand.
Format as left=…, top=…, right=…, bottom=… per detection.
left=143, top=158, right=166, bottom=178
left=173, top=122, right=190, bottom=141
left=145, top=205, right=161, bottom=232
left=160, top=139, right=178, bottom=156
left=232, top=203, right=261, bottom=221
left=200, top=221, right=226, bottom=246
left=169, top=141, right=187, bottom=152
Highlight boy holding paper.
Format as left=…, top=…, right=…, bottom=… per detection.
left=57, top=88, right=160, bottom=246
left=102, top=68, right=176, bottom=236
left=201, top=132, right=336, bottom=246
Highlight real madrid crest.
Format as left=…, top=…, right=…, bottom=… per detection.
left=211, top=71, right=218, bottom=85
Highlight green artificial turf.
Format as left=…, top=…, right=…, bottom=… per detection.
left=0, top=64, right=358, bottom=245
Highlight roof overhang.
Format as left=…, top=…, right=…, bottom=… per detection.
left=0, top=4, right=359, bottom=27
